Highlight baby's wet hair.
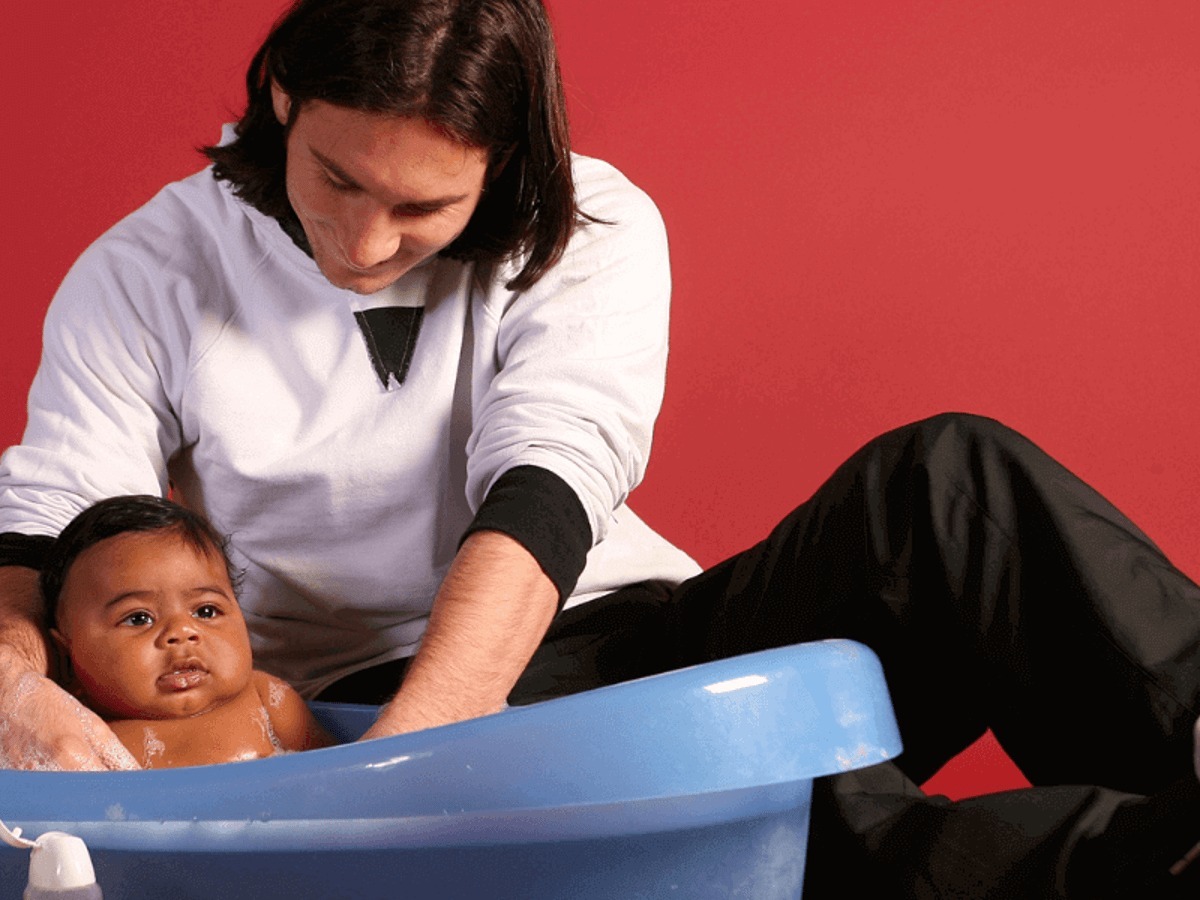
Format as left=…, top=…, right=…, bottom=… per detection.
left=40, top=495, right=242, bottom=627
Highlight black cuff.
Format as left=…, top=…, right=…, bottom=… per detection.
left=462, top=465, right=593, bottom=607
left=0, top=533, right=55, bottom=571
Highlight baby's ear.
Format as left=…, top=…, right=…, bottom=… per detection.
left=48, top=628, right=77, bottom=691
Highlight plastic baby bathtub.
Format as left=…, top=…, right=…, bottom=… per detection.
left=0, top=639, right=900, bottom=899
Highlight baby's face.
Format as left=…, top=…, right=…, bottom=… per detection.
left=52, top=529, right=253, bottom=720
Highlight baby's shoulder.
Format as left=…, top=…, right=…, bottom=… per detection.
left=252, top=669, right=335, bottom=752
left=108, top=718, right=158, bottom=758
left=252, top=669, right=295, bottom=707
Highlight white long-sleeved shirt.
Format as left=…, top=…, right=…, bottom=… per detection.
left=0, top=152, right=700, bottom=696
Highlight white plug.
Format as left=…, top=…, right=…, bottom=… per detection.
left=1, top=819, right=102, bottom=898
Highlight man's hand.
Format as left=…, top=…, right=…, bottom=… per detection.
left=0, top=659, right=139, bottom=771
left=1194, top=714, right=1200, bottom=782
left=360, top=530, right=558, bottom=741
left=1168, top=715, right=1200, bottom=876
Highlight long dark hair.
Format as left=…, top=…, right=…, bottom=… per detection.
left=204, top=0, right=582, bottom=292
left=41, top=496, right=241, bottom=627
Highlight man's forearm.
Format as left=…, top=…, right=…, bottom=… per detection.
left=367, top=530, right=559, bottom=737
left=0, top=566, right=51, bottom=675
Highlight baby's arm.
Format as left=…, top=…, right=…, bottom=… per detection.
left=253, top=671, right=336, bottom=752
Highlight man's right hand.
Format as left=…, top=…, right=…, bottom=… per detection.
left=0, top=658, right=139, bottom=771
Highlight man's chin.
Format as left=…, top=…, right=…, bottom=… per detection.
left=320, top=262, right=411, bottom=295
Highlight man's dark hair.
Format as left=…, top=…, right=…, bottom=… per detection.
left=204, top=0, right=583, bottom=292
left=41, top=495, right=241, bottom=627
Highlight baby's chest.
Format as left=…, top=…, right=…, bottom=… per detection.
left=120, top=703, right=280, bottom=769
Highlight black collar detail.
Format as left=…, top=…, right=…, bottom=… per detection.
left=354, top=306, right=425, bottom=390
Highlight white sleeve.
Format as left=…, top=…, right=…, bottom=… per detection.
left=0, top=230, right=189, bottom=536
left=466, top=159, right=672, bottom=546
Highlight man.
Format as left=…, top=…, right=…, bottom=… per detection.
left=0, top=0, right=698, bottom=766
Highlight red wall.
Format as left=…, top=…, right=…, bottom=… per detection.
left=3, top=2, right=1198, bottom=798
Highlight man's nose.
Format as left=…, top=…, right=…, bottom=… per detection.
left=339, top=206, right=401, bottom=270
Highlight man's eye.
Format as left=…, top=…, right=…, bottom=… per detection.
left=395, top=204, right=443, bottom=218
left=194, top=604, right=221, bottom=619
left=120, top=611, right=153, bottom=627
left=322, top=171, right=356, bottom=193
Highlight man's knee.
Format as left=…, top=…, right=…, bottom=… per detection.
left=900, top=412, right=1037, bottom=468
left=910, top=411, right=1016, bottom=445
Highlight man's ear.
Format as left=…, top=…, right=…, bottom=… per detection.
left=489, top=145, right=516, bottom=184
left=270, top=81, right=293, bottom=127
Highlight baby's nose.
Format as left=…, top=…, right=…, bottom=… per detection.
left=164, top=619, right=201, bottom=643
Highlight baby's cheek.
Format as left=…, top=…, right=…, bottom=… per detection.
left=214, top=631, right=254, bottom=679
left=75, top=671, right=138, bottom=719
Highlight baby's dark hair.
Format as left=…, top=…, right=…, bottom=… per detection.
left=41, top=495, right=241, bottom=627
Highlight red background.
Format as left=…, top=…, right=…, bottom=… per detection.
left=3, top=2, right=1198, bottom=798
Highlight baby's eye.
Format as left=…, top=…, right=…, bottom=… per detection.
left=119, top=611, right=154, bottom=627
left=194, top=604, right=222, bottom=620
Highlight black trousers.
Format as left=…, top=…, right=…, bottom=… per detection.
left=325, top=414, right=1200, bottom=897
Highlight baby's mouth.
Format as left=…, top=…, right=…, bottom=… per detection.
left=158, top=659, right=210, bottom=692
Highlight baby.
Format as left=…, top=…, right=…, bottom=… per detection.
left=41, top=495, right=333, bottom=768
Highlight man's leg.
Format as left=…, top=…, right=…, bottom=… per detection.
left=512, top=579, right=677, bottom=703
left=662, top=412, right=1200, bottom=895
left=804, top=758, right=1200, bottom=897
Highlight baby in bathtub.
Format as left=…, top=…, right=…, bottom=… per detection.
left=41, top=495, right=333, bottom=768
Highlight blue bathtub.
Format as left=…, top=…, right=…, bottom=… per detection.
left=0, top=639, right=900, bottom=899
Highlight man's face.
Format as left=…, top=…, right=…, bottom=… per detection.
left=274, top=88, right=490, bottom=295
left=53, top=530, right=254, bottom=721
